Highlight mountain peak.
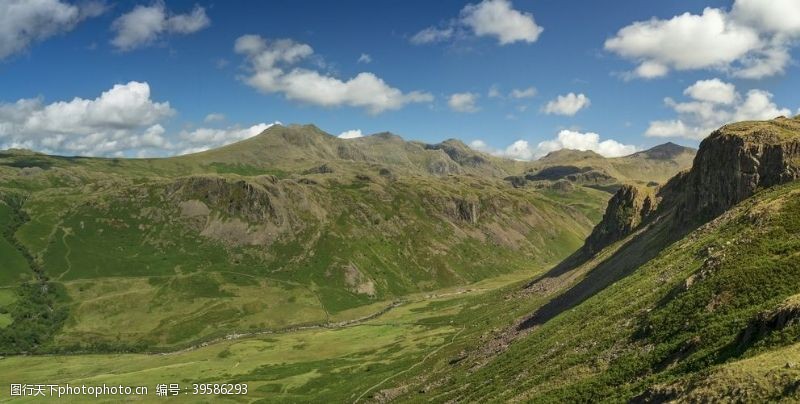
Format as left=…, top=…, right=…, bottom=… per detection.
left=539, top=149, right=603, bottom=162
left=633, top=142, right=696, bottom=160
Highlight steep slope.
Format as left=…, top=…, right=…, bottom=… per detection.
left=384, top=116, right=800, bottom=402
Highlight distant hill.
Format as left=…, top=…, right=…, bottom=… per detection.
left=1, top=123, right=660, bottom=353
left=507, top=142, right=696, bottom=192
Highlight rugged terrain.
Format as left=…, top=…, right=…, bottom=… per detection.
left=376, top=116, right=800, bottom=402
left=0, top=123, right=704, bottom=401
left=0, top=124, right=694, bottom=355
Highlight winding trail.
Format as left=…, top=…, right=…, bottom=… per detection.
left=159, top=300, right=404, bottom=356
left=55, top=228, right=73, bottom=281
left=353, top=326, right=467, bottom=403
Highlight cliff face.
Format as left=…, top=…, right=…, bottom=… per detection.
left=582, top=116, right=800, bottom=258
left=676, top=118, right=800, bottom=224
left=583, top=185, right=656, bottom=255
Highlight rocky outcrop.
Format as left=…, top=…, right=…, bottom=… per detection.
left=673, top=117, right=800, bottom=225
left=583, top=185, right=657, bottom=255
left=166, top=176, right=285, bottom=225
left=580, top=117, right=800, bottom=259
left=425, top=139, right=489, bottom=168
left=734, top=294, right=800, bottom=350
left=302, top=164, right=334, bottom=175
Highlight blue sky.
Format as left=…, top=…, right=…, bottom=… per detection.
left=0, top=0, right=798, bottom=158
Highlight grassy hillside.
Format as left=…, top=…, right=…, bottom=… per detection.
left=374, top=116, right=800, bottom=402
left=3, top=124, right=676, bottom=354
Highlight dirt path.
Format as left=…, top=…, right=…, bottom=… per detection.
left=353, top=326, right=467, bottom=403
left=159, top=300, right=404, bottom=356
left=55, top=227, right=73, bottom=281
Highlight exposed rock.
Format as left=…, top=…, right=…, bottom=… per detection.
left=581, top=117, right=800, bottom=259
left=548, top=179, right=575, bottom=193
left=425, top=139, right=489, bottom=168
left=427, top=158, right=462, bottom=176
left=427, top=196, right=481, bottom=224
left=735, top=294, right=800, bottom=350
left=565, top=169, right=615, bottom=184
left=504, top=175, right=527, bottom=188
left=302, top=164, right=334, bottom=174
left=583, top=185, right=657, bottom=255
left=178, top=200, right=210, bottom=217
left=166, top=176, right=283, bottom=225
left=674, top=119, right=800, bottom=225
left=526, top=165, right=590, bottom=181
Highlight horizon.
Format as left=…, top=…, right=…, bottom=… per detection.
left=1, top=1, right=798, bottom=160
left=0, top=120, right=697, bottom=161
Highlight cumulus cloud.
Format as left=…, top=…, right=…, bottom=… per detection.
left=645, top=78, right=792, bottom=139
left=606, top=1, right=800, bottom=79
left=0, top=81, right=281, bottom=157
left=203, top=113, right=225, bottom=123
left=731, top=0, right=800, bottom=35
left=537, top=130, right=637, bottom=157
left=411, top=0, right=542, bottom=46
left=683, top=78, right=737, bottom=105
left=0, top=0, right=106, bottom=60
left=448, top=92, right=480, bottom=113
left=461, top=0, right=543, bottom=45
left=542, top=93, right=590, bottom=116
left=0, top=81, right=175, bottom=156
left=111, top=2, right=210, bottom=51
left=470, top=130, right=636, bottom=160
left=235, top=35, right=433, bottom=114
left=338, top=129, right=363, bottom=139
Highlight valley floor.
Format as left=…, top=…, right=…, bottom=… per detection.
left=0, top=269, right=546, bottom=403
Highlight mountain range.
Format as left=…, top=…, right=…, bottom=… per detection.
left=5, top=117, right=797, bottom=402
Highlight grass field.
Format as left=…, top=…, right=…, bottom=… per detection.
left=0, top=268, right=544, bottom=403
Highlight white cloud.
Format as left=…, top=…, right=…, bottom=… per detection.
left=235, top=35, right=433, bottom=114
left=111, top=3, right=210, bottom=51
left=487, top=85, right=502, bottom=98
left=448, top=92, right=480, bottom=113
left=470, top=130, right=636, bottom=160
left=177, top=122, right=279, bottom=155
left=338, top=129, right=363, bottom=139
left=357, top=53, right=372, bottom=63
left=0, top=81, right=175, bottom=156
left=0, top=81, right=282, bottom=157
left=410, top=27, right=455, bottom=45
left=606, top=1, right=800, bottom=80
left=204, top=113, right=225, bottom=123
left=461, top=0, right=543, bottom=45
left=542, top=93, right=590, bottom=116
left=732, top=47, right=792, bottom=79
left=538, top=130, right=636, bottom=158
left=631, top=61, right=669, bottom=79
left=683, top=79, right=736, bottom=105
left=731, top=0, right=800, bottom=35
left=411, top=0, right=542, bottom=46
left=646, top=78, right=792, bottom=139
left=510, top=87, right=537, bottom=99
left=733, top=89, right=792, bottom=122
left=0, top=0, right=106, bottom=60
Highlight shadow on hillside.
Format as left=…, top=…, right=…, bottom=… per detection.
left=518, top=216, right=688, bottom=330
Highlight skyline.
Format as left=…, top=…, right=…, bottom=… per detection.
left=0, top=0, right=799, bottom=158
